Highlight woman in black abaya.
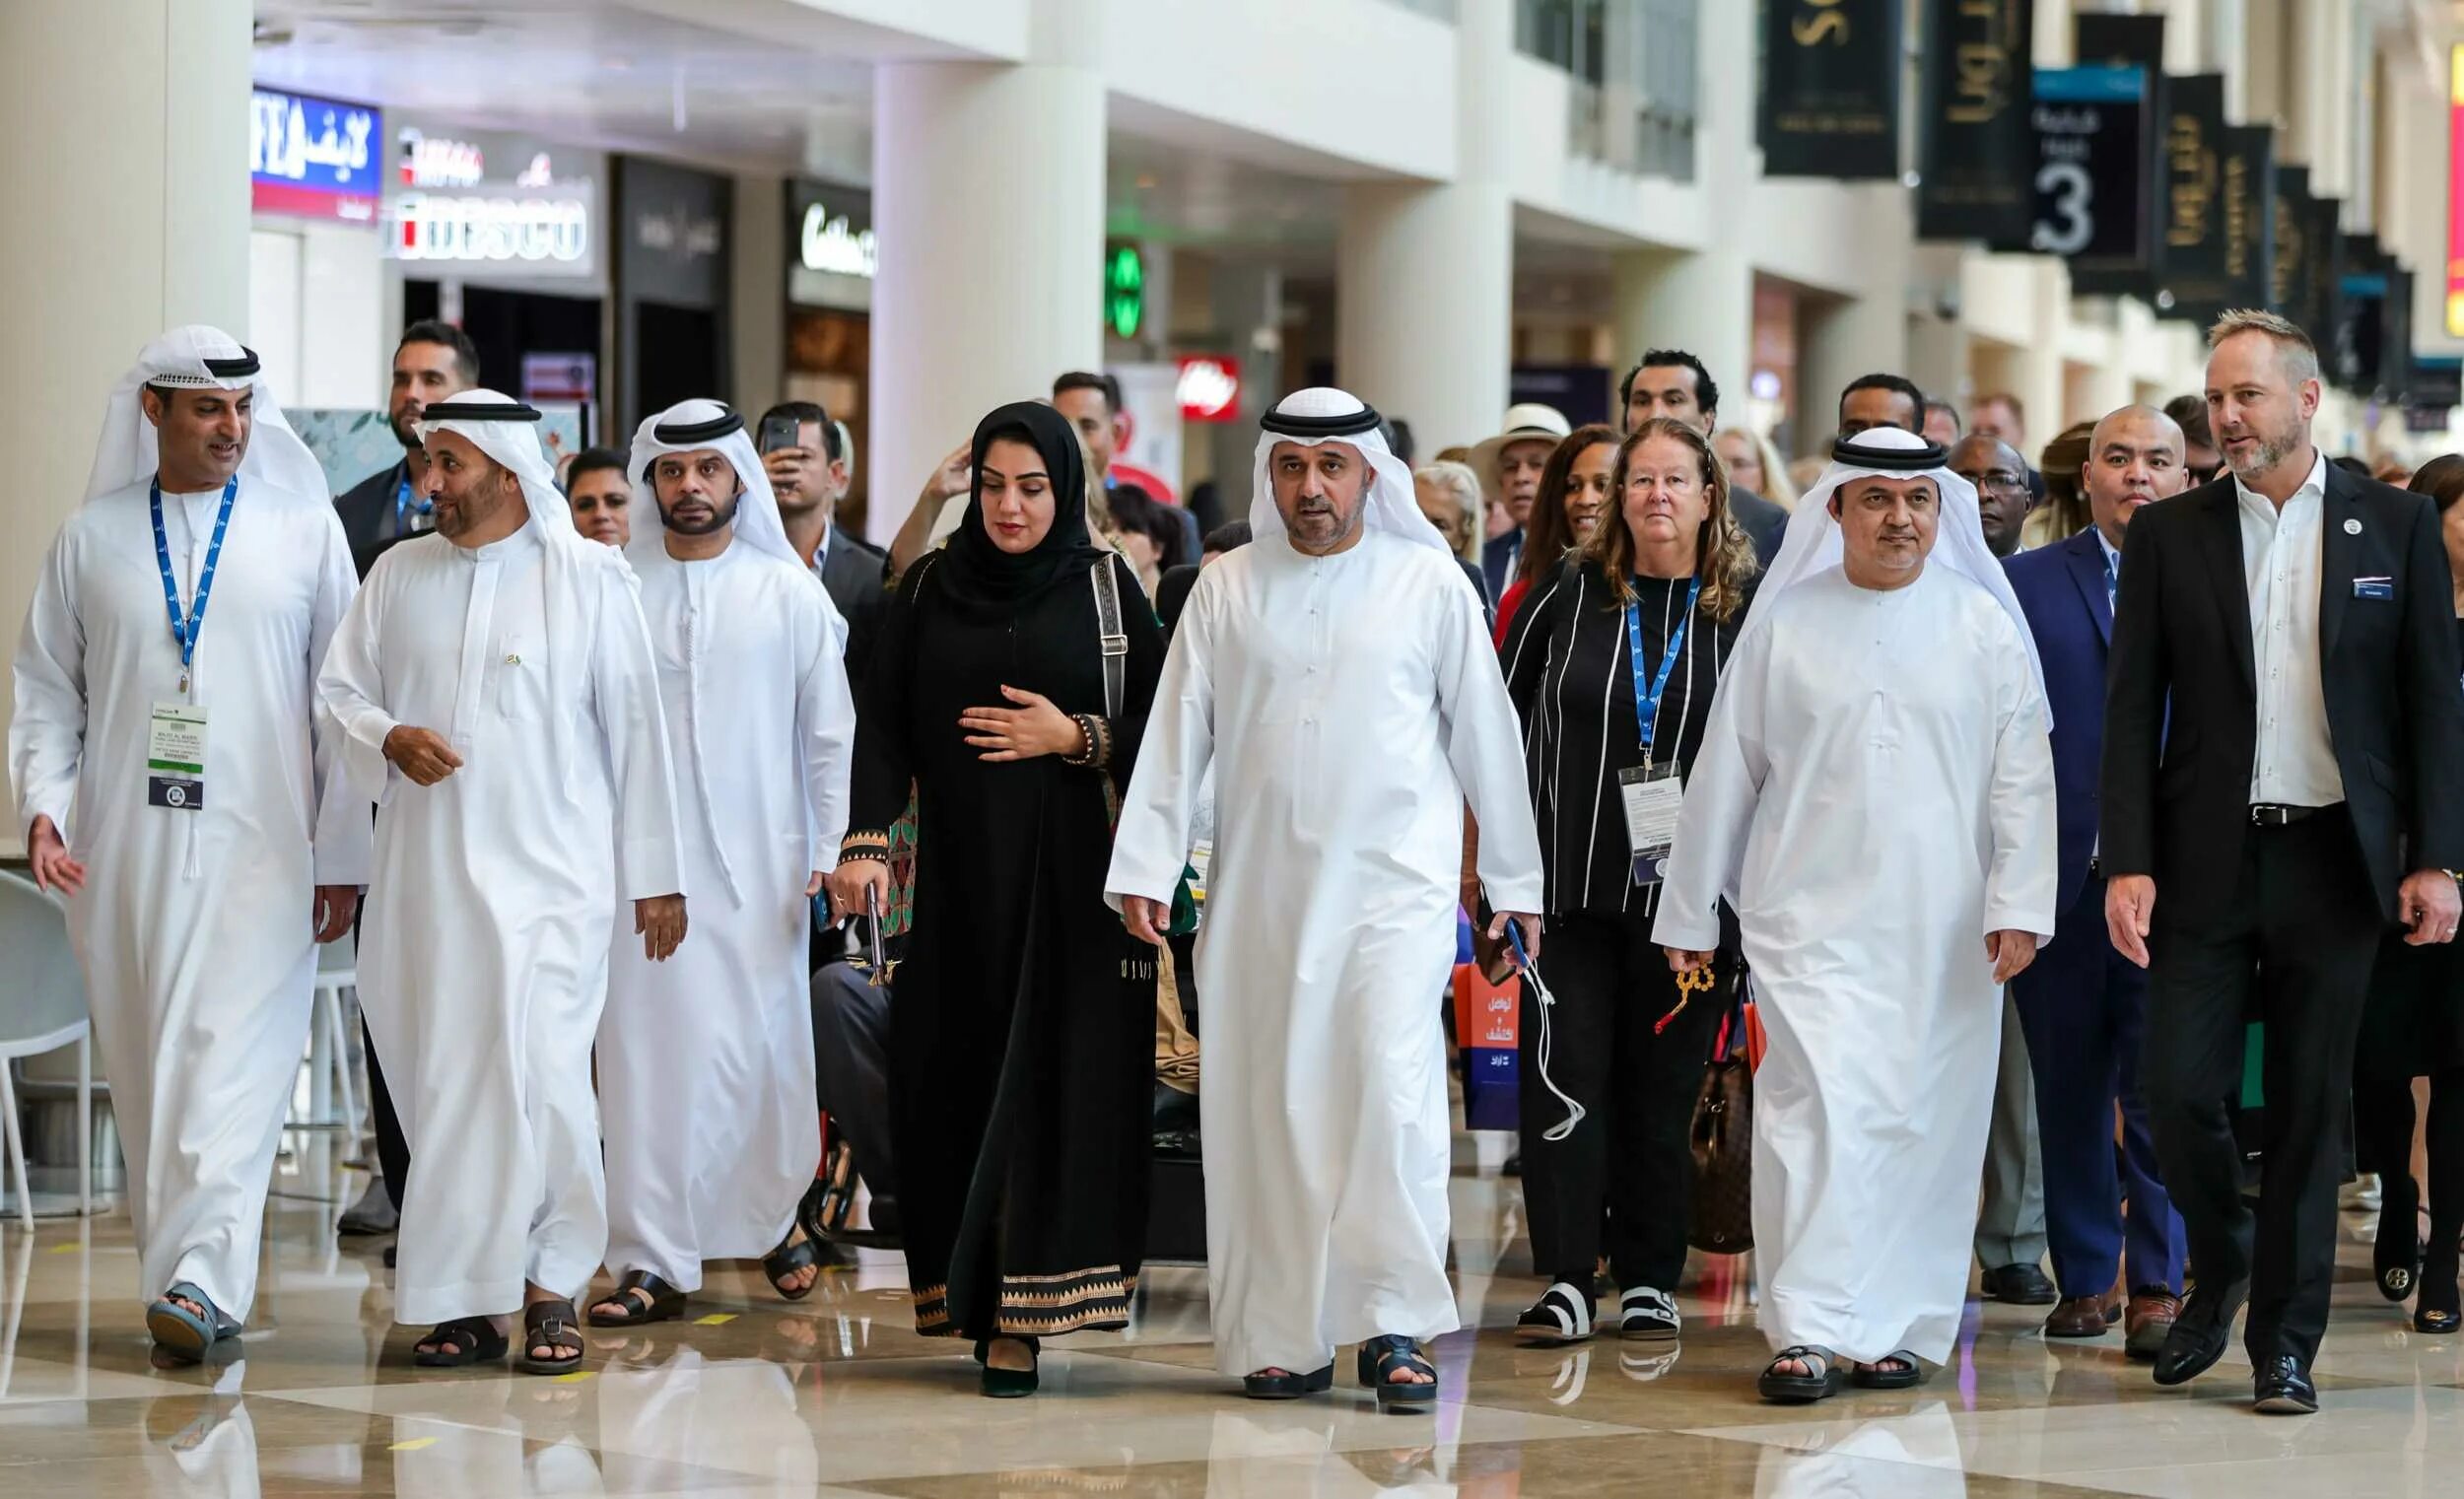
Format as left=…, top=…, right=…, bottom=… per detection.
left=826, top=401, right=1163, bottom=1397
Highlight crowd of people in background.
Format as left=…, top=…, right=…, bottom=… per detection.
left=15, top=304, right=2464, bottom=1421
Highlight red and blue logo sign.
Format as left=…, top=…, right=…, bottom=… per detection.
left=250, top=88, right=381, bottom=225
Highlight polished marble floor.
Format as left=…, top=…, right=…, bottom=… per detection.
left=3, top=1132, right=2461, bottom=1496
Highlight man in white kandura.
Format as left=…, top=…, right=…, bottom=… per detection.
left=1107, top=386, right=1544, bottom=1411
left=1654, top=425, right=2058, bottom=1404
left=317, top=390, right=686, bottom=1377
left=11, top=326, right=368, bottom=1362
left=588, top=399, right=854, bottom=1329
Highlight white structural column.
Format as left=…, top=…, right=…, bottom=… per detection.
left=0, top=0, right=251, bottom=836
left=1799, top=286, right=1914, bottom=445
left=1335, top=0, right=1512, bottom=451
left=866, top=31, right=1103, bottom=545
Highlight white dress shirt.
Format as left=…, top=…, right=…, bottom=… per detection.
left=2236, top=448, right=2343, bottom=805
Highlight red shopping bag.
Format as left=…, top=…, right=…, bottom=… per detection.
left=1453, top=962, right=1521, bottom=1130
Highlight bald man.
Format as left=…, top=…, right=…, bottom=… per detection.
left=2004, top=405, right=2193, bottom=1353
left=1951, top=435, right=2036, bottom=560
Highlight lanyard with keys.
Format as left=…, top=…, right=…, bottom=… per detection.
left=149, top=476, right=237, bottom=696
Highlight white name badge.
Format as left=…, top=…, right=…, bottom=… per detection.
left=1618, top=764, right=1682, bottom=886
left=147, top=701, right=207, bottom=811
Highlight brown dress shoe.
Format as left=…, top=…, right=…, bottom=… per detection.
left=2124, top=1289, right=2182, bottom=1361
left=2043, top=1294, right=2121, bottom=1338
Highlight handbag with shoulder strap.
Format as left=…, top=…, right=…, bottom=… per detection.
left=1686, top=969, right=1754, bottom=1254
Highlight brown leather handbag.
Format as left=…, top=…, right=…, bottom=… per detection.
left=1686, top=972, right=1754, bottom=1254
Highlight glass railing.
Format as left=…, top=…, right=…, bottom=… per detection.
left=1518, top=0, right=1697, bottom=180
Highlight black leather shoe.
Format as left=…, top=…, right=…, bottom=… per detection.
left=2252, top=1353, right=2317, bottom=1414
left=1980, top=1263, right=2059, bottom=1306
left=2153, top=1277, right=2249, bottom=1387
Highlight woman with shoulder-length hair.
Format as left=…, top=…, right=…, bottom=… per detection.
left=1496, top=414, right=1759, bottom=1346
left=1493, top=424, right=1620, bottom=642
left=825, top=400, right=1166, bottom=1397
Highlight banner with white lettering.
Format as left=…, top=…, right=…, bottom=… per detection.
left=1916, top=0, right=2035, bottom=245
left=1759, top=0, right=1903, bottom=179
left=2154, top=75, right=2227, bottom=321
left=2030, top=67, right=2154, bottom=287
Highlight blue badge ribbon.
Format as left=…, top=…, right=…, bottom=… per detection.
left=1625, top=576, right=1701, bottom=768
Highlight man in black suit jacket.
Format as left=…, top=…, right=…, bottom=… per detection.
left=2102, top=311, right=2464, bottom=1414
left=332, top=320, right=480, bottom=573
left=762, top=401, right=888, bottom=683
left=1617, top=349, right=1786, bottom=566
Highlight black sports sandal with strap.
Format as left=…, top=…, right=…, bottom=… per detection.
left=588, top=1270, right=686, bottom=1327
left=764, top=1230, right=823, bottom=1302
left=1242, top=1363, right=1335, bottom=1398
left=412, top=1317, right=509, bottom=1368
left=1356, top=1334, right=1438, bottom=1413
left=1757, top=1345, right=1847, bottom=1403
left=516, top=1299, right=585, bottom=1376
left=1851, top=1350, right=1925, bottom=1390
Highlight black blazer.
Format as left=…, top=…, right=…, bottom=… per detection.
left=815, top=523, right=891, bottom=684
left=2099, top=463, right=2464, bottom=925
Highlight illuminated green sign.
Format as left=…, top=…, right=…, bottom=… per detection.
left=1105, top=244, right=1144, bottom=338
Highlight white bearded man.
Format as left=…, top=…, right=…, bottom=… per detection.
left=1106, top=387, right=1544, bottom=1410
left=316, top=390, right=686, bottom=1376
left=11, top=325, right=369, bottom=1362
left=587, top=399, right=854, bottom=1329
left=1653, top=426, right=2058, bottom=1403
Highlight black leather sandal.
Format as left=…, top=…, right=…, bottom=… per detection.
left=588, top=1270, right=686, bottom=1328
left=1241, top=1363, right=1335, bottom=1398
left=764, top=1231, right=823, bottom=1302
left=1757, top=1345, right=1847, bottom=1403
left=515, top=1299, right=585, bottom=1376
left=412, top=1316, right=509, bottom=1368
left=1851, top=1350, right=1925, bottom=1390
left=1356, top=1334, right=1437, bottom=1413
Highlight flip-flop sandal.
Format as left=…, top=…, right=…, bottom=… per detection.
left=1851, top=1351, right=1925, bottom=1390
left=412, top=1316, right=509, bottom=1368
left=1242, top=1363, right=1335, bottom=1398
left=587, top=1270, right=686, bottom=1327
left=515, top=1299, right=586, bottom=1377
left=1757, top=1345, right=1848, bottom=1403
left=763, top=1232, right=823, bottom=1302
left=146, top=1282, right=239, bottom=1364
left=1356, top=1334, right=1438, bottom=1413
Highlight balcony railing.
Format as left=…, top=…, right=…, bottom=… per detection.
left=1519, top=0, right=1697, bottom=181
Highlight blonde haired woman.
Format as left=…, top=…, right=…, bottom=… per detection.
left=1714, top=425, right=1797, bottom=510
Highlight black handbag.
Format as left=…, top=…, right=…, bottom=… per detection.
left=1686, top=972, right=1753, bottom=1254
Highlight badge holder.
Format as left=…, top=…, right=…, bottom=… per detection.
left=1618, top=762, right=1683, bottom=886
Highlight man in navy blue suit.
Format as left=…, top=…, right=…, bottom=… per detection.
left=2004, top=405, right=2193, bottom=1357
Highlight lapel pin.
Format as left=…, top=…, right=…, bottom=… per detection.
left=2344, top=517, right=2362, bottom=535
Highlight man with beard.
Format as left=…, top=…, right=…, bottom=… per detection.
left=12, top=325, right=367, bottom=1361
left=2107, top=311, right=2464, bottom=1413
left=318, top=390, right=686, bottom=1376
left=1951, top=435, right=2037, bottom=561
left=1108, top=386, right=1543, bottom=1410
left=2007, top=404, right=2192, bottom=1357
left=332, top=321, right=479, bottom=569
left=589, top=400, right=854, bottom=1327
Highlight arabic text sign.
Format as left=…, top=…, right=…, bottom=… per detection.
left=251, top=87, right=381, bottom=225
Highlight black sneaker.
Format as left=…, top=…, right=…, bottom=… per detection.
left=1618, top=1285, right=1680, bottom=1341
left=1514, top=1281, right=1595, bottom=1345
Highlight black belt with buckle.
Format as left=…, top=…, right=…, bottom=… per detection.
left=2248, top=803, right=2323, bottom=828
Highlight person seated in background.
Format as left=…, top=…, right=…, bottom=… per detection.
left=564, top=446, right=631, bottom=547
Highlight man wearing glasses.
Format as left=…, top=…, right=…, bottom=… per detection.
left=1952, top=435, right=2039, bottom=559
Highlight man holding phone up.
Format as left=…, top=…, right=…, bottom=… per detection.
left=762, top=400, right=887, bottom=682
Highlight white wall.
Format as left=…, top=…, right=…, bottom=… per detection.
left=250, top=220, right=386, bottom=413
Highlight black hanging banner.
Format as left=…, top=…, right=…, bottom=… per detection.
left=2332, top=234, right=2387, bottom=394
left=2069, top=13, right=2167, bottom=298
left=1917, top=0, right=2036, bottom=244
left=2307, top=196, right=2346, bottom=358
left=2029, top=65, right=2154, bottom=286
left=1759, top=0, right=1905, bottom=179
left=2154, top=74, right=2227, bottom=320
left=2270, top=165, right=2311, bottom=326
left=2211, top=125, right=2275, bottom=319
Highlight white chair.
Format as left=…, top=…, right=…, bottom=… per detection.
left=299, top=932, right=362, bottom=1142
left=0, top=871, right=91, bottom=1230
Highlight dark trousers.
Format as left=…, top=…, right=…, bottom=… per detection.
left=811, top=961, right=899, bottom=1204
left=2012, top=874, right=2186, bottom=1299
left=2142, top=808, right=2383, bottom=1364
left=363, top=1020, right=410, bottom=1210
left=1517, top=910, right=1724, bottom=1291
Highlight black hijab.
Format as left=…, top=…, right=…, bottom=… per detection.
left=933, top=400, right=1112, bottom=616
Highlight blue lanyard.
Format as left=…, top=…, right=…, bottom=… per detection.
left=149, top=476, right=238, bottom=695
left=1624, top=576, right=1700, bottom=769
left=394, top=469, right=431, bottom=531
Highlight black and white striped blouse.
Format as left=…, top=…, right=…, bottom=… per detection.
left=1498, top=557, right=1743, bottom=920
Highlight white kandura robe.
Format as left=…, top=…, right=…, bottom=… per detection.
left=317, top=519, right=682, bottom=1325
left=1652, top=565, right=2056, bottom=1365
left=10, top=480, right=368, bottom=1321
left=1108, top=530, right=1543, bottom=1377
left=600, top=541, right=853, bottom=1290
